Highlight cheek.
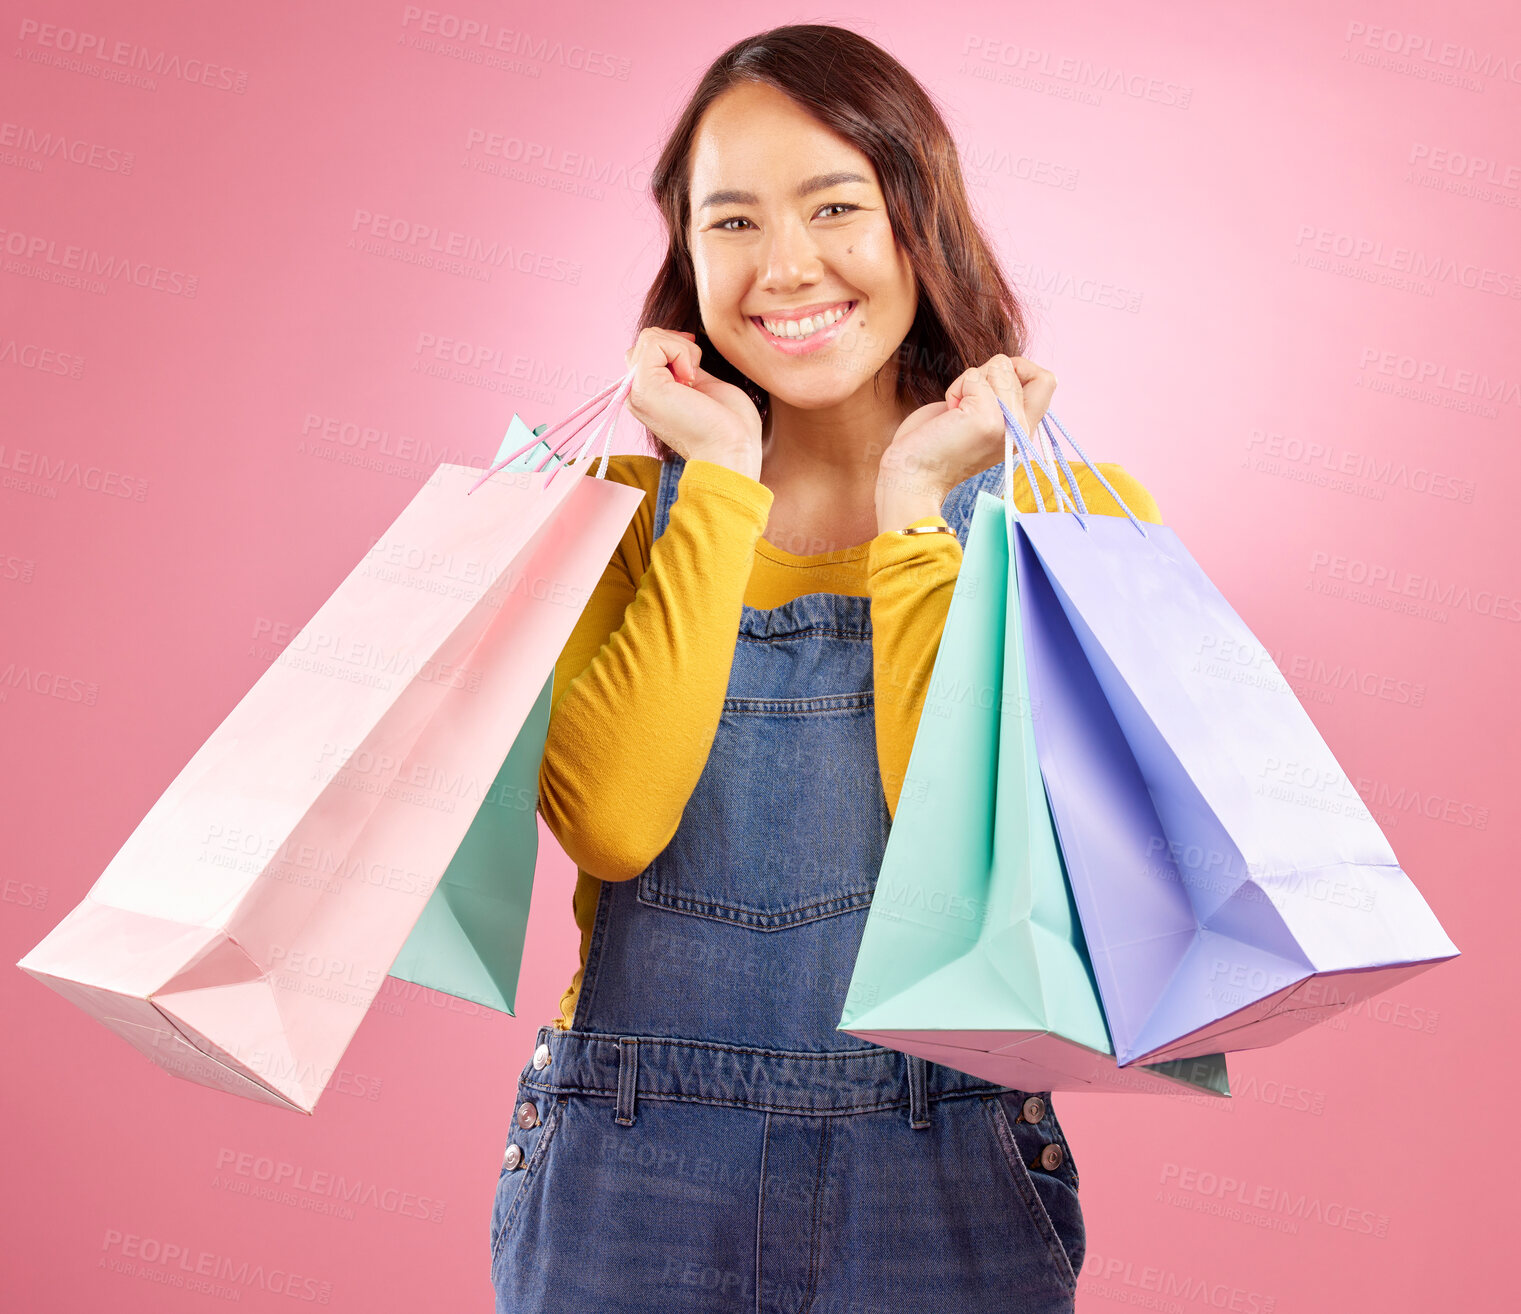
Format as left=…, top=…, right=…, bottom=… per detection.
left=839, top=225, right=911, bottom=300
left=690, top=247, right=740, bottom=306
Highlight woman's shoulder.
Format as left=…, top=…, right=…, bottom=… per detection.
left=1005, top=459, right=1163, bottom=524
left=559, top=451, right=663, bottom=495
left=1074, top=462, right=1164, bottom=524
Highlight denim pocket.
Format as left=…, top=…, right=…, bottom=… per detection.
left=488, top=1090, right=567, bottom=1269
left=636, top=694, right=887, bottom=930
left=982, top=1094, right=1085, bottom=1293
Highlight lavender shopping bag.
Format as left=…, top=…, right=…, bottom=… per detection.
left=839, top=465, right=1229, bottom=1096
left=1001, top=404, right=1459, bottom=1068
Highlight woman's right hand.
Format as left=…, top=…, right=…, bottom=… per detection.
left=623, top=328, right=763, bottom=481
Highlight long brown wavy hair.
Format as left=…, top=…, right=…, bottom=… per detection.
left=635, top=22, right=1031, bottom=462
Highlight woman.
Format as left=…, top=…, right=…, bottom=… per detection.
left=490, top=23, right=1162, bottom=1314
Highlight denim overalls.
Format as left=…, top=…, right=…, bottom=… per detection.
left=490, top=455, right=1084, bottom=1313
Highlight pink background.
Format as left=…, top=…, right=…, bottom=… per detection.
left=3, top=1, right=1514, bottom=1310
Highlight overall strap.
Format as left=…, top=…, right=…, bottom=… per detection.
left=939, top=460, right=1009, bottom=549
left=651, top=454, right=684, bottom=541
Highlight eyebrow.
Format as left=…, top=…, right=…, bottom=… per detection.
left=697, top=171, right=871, bottom=210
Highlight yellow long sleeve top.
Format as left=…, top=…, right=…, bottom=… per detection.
left=537, top=452, right=1164, bottom=1031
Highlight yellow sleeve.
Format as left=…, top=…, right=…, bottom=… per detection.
left=867, top=463, right=1164, bottom=821
left=866, top=516, right=963, bottom=821
left=536, top=454, right=775, bottom=882
left=1021, top=459, right=1164, bottom=524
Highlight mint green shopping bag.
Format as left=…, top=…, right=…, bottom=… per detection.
left=387, top=417, right=559, bottom=1013
left=839, top=488, right=1230, bottom=1096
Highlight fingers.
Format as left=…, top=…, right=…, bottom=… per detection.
left=624, top=327, right=701, bottom=385
left=1005, top=354, right=1057, bottom=429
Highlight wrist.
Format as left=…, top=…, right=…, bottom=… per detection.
left=687, top=440, right=761, bottom=484
left=876, top=447, right=950, bottom=534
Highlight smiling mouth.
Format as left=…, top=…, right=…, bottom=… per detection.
left=751, top=300, right=856, bottom=342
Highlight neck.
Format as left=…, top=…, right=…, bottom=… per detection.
left=757, top=375, right=907, bottom=496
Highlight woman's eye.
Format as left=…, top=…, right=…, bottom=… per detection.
left=713, top=203, right=858, bottom=232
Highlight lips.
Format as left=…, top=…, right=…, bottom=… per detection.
left=750, top=300, right=858, bottom=354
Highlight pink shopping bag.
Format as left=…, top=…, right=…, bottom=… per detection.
left=17, top=377, right=643, bottom=1113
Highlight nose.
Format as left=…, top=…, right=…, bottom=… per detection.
left=757, top=214, right=823, bottom=292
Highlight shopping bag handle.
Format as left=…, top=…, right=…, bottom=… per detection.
left=996, top=398, right=1150, bottom=538
left=467, top=368, right=636, bottom=496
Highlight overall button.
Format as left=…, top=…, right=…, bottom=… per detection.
left=503, top=1143, right=524, bottom=1170
left=516, top=1101, right=540, bottom=1129
left=1035, top=1142, right=1065, bottom=1173
left=1021, top=1096, right=1047, bottom=1124
left=532, top=1043, right=551, bottom=1070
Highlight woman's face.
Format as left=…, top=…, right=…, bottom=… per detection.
left=687, top=81, right=918, bottom=414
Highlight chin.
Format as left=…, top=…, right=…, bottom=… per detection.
left=754, top=377, right=869, bottom=411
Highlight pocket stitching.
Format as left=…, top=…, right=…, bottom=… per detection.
left=983, top=1096, right=1079, bottom=1294
left=489, top=1095, right=567, bottom=1266
left=635, top=873, right=874, bottom=929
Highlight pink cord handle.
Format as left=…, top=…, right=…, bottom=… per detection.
left=467, top=369, right=635, bottom=495
left=543, top=372, right=634, bottom=490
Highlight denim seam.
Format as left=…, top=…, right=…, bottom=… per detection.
left=570, top=877, right=614, bottom=1029
left=635, top=880, right=873, bottom=929
left=735, top=628, right=872, bottom=644
left=537, top=1031, right=1034, bottom=1067
left=489, top=1094, right=567, bottom=1267
left=801, top=1115, right=832, bottom=1311
left=722, top=693, right=873, bottom=712
left=515, top=1084, right=994, bottom=1117
left=755, top=1112, right=771, bottom=1314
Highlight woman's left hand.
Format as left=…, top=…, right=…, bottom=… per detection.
left=875, top=355, right=1058, bottom=530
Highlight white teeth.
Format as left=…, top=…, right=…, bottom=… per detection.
left=760, top=303, right=850, bottom=339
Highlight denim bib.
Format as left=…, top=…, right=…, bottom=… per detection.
left=491, top=455, right=1087, bottom=1314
